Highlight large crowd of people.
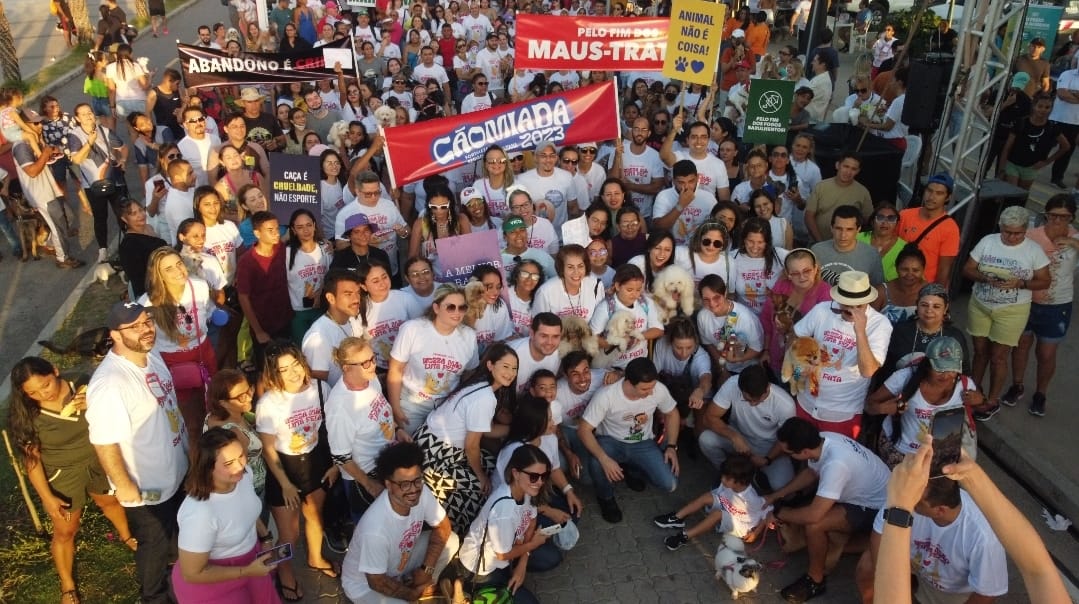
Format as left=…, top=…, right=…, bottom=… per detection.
left=3, top=0, right=1078, bottom=603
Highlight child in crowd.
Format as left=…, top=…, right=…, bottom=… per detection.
left=653, top=453, right=770, bottom=550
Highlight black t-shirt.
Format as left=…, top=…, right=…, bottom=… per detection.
left=929, top=28, right=958, bottom=53
left=996, top=90, right=1032, bottom=135
left=243, top=112, right=283, bottom=147
left=1007, top=117, right=1062, bottom=167
left=329, top=246, right=392, bottom=273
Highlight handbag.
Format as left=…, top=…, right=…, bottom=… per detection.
left=170, top=282, right=211, bottom=390
left=465, top=496, right=515, bottom=604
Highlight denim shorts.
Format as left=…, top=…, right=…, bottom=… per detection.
left=90, top=96, right=111, bottom=118
left=1024, top=302, right=1073, bottom=343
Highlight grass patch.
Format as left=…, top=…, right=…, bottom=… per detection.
left=0, top=274, right=136, bottom=603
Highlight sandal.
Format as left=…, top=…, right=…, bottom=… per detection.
left=307, top=562, right=339, bottom=578
left=277, top=580, right=303, bottom=602
left=61, top=589, right=81, bottom=603
left=122, top=536, right=138, bottom=551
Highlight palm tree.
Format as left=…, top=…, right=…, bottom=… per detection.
left=0, top=1, right=20, bottom=83
left=134, top=0, right=148, bottom=23
left=69, top=0, right=94, bottom=46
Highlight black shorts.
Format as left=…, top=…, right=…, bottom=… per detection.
left=265, top=445, right=332, bottom=507
left=148, top=0, right=165, bottom=15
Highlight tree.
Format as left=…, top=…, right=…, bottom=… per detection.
left=134, top=0, right=148, bottom=23
left=0, top=1, right=20, bottom=83
left=69, top=0, right=94, bottom=47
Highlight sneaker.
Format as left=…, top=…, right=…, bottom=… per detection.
left=1000, top=383, right=1024, bottom=407
left=781, top=574, right=827, bottom=603
left=653, top=512, right=685, bottom=529
left=974, top=402, right=1001, bottom=422
left=1029, top=392, right=1047, bottom=417
left=56, top=258, right=85, bottom=269
left=624, top=472, right=646, bottom=492
left=162, top=27, right=169, bottom=34
left=97, top=248, right=108, bottom=263
left=664, top=531, right=689, bottom=551
left=598, top=496, right=623, bottom=523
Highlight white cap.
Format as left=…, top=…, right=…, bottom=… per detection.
left=731, top=28, right=745, bottom=38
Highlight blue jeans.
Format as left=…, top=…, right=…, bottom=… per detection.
left=584, top=435, right=677, bottom=500
left=528, top=490, right=577, bottom=572
left=0, top=210, right=20, bottom=256
left=476, top=566, right=538, bottom=604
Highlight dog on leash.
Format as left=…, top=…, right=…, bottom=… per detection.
left=714, top=533, right=763, bottom=598
left=9, top=193, right=50, bottom=261
left=38, top=326, right=113, bottom=360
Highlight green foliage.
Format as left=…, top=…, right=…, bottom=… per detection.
left=886, top=8, right=945, bottom=56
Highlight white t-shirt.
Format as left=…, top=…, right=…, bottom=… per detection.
left=325, top=378, right=395, bottom=477
left=878, top=94, right=907, bottom=140
left=424, top=384, right=498, bottom=447
left=320, top=180, right=346, bottom=237
left=491, top=436, right=560, bottom=491
left=532, top=276, right=603, bottom=321
left=461, top=91, right=496, bottom=114
left=618, top=141, right=666, bottom=218
left=474, top=47, right=505, bottom=91
left=653, top=338, right=711, bottom=386
left=476, top=178, right=510, bottom=218
left=177, top=134, right=221, bottom=187
left=652, top=187, right=718, bottom=245
left=341, top=486, right=448, bottom=601
left=581, top=379, right=676, bottom=442
left=589, top=294, right=663, bottom=368
left=507, top=290, right=534, bottom=339
left=302, top=313, right=363, bottom=386
left=523, top=216, right=559, bottom=255
left=711, top=378, right=797, bottom=443
left=509, top=337, right=561, bottom=393
left=710, top=482, right=770, bottom=538
left=335, top=197, right=408, bottom=274
left=516, top=168, right=578, bottom=229
left=390, top=318, right=479, bottom=411
left=969, top=233, right=1050, bottom=309
left=361, top=291, right=422, bottom=369
left=729, top=248, right=789, bottom=316
left=105, top=60, right=148, bottom=101
left=163, top=188, right=195, bottom=246
left=255, top=381, right=328, bottom=455
left=685, top=251, right=730, bottom=287
left=458, top=484, right=535, bottom=574
left=86, top=350, right=189, bottom=506
left=1027, top=225, right=1079, bottom=304
left=177, top=470, right=259, bottom=559
left=556, top=369, right=606, bottom=427
left=461, top=13, right=493, bottom=42
left=1049, top=69, right=1079, bottom=125
left=286, top=243, right=333, bottom=312
left=182, top=250, right=226, bottom=291
left=872, top=490, right=1008, bottom=596
left=673, top=151, right=730, bottom=198
left=882, top=368, right=969, bottom=455
left=204, top=221, right=243, bottom=285
left=793, top=303, right=893, bottom=421
left=473, top=301, right=515, bottom=350
left=137, top=277, right=214, bottom=355
left=548, top=70, right=581, bottom=89
left=412, top=63, right=450, bottom=87
left=696, top=300, right=764, bottom=374
left=808, top=432, right=889, bottom=509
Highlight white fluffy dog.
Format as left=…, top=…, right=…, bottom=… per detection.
left=651, top=264, right=696, bottom=323
left=374, top=106, right=397, bottom=129
left=326, top=120, right=351, bottom=151
left=714, top=534, right=762, bottom=598
left=558, top=315, right=600, bottom=359
left=592, top=310, right=641, bottom=368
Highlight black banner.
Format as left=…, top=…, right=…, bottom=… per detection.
left=178, top=39, right=350, bottom=89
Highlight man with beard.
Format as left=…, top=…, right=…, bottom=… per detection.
left=897, top=173, right=960, bottom=285
left=608, top=116, right=666, bottom=219
left=660, top=115, right=731, bottom=201
left=238, top=88, right=285, bottom=153
left=302, top=269, right=364, bottom=385
left=86, top=301, right=189, bottom=604
left=516, top=139, right=579, bottom=228
left=339, top=441, right=458, bottom=603
left=509, top=312, right=564, bottom=393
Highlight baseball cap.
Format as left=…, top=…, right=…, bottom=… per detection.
left=926, top=173, right=954, bottom=192
left=731, top=28, right=745, bottom=38
left=535, top=139, right=558, bottom=155
left=502, top=215, right=527, bottom=233
left=1030, top=37, right=1046, bottom=47
left=106, top=301, right=148, bottom=330
left=925, top=336, right=963, bottom=373
left=343, top=212, right=371, bottom=237
left=460, top=187, right=483, bottom=203
left=1009, top=71, right=1030, bottom=90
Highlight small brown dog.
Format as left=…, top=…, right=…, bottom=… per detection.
left=9, top=193, right=50, bottom=261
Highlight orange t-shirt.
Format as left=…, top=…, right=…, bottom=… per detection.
left=897, top=208, right=961, bottom=282
left=746, top=22, right=771, bottom=58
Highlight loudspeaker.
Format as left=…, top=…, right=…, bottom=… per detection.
left=902, top=56, right=953, bottom=131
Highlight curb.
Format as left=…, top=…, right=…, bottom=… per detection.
left=24, top=0, right=205, bottom=106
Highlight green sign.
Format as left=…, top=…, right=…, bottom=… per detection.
left=742, top=79, right=795, bottom=145
left=1005, top=6, right=1064, bottom=60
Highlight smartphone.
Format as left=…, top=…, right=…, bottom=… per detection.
left=930, top=407, right=965, bottom=477
left=257, top=542, right=293, bottom=565
left=153, top=178, right=166, bottom=192
left=538, top=523, right=564, bottom=537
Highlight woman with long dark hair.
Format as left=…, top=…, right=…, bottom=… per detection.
left=508, top=259, right=545, bottom=339
left=414, top=343, right=518, bottom=532
left=408, top=184, right=471, bottom=270
left=284, top=208, right=332, bottom=343
left=318, top=148, right=346, bottom=237
left=464, top=264, right=515, bottom=354
left=7, top=357, right=135, bottom=604
left=205, top=369, right=265, bottom=498
left=533, top=244, right=604, bottom=321
left=730, top=216, right=789, bottom=316
left=629, top=228, right=688, bottom=293
left=354, top=259, right=422, bottom=373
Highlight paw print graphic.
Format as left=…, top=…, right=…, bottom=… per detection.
left=675, top=56, right=688, bottom=72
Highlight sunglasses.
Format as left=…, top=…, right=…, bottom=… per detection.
left=165, top=153, right=180, bottom=160
left=475, top=81, right=489, bottom=86
left=874, top=214, right=898, bottom=223
left=429, top=203, right=451, bottom=210
left=561, top=158, right=579, bottom=165
left=487, top=158, right=507, bottom=164
left=580, top=147, right=597, bottom=154
left=772, top=152, right=788, bottom=157
left=519, top=469, right=550, bottom=483
left=701, top=237, right=724, bottom=249
left=519, top=270, right=540, bottom=281
left=510, top=156, right=525, bottom=161
left=186, top=116, right=206, bottom=124
left=439, top=302, right=466, bottom=312
left=408, top=268, right=432, bottom=277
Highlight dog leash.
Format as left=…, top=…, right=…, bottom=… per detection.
left=745, top=525, right=788, bottom=569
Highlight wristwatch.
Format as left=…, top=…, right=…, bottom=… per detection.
left=883, top=507, right=914, bottom=528
left=422, top=565, right=435, bottom=576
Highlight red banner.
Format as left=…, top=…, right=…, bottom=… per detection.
left=513, top=14, right=668, bottom=71
left=382, top=81, right=620, bottom=188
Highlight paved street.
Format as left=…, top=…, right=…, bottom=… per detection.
left=1, top=4, right=1078, bottom=601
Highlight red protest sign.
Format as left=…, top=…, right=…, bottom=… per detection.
left=514, top=15, right=669, bottom=71
left=381, top=81, right=620, bottom=188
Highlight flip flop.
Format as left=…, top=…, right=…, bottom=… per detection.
left=122, top=536, right=138, bottom=551
left=61, top=589, right=80, bottom=603
left=277, top=580, right=303, bottom=602
left=307, top=562, right=339, bottom=578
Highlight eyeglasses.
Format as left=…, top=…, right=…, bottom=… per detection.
left=343, top=357, right=376, bottom=370
left=486, top=158, right=507, bottom=165
left=519, top=270, right=540, bottom=281
left=771, top=151, right=788, bottom=158
left=228, top=387, right=254, bottom=402
left=165, top=153, right=180, bottom=160
left=1045, top=212, right=1074, bottom=221
left=620, top=220, right=640, bottom=228
left=510, top=156, right=525, bottom=161
left=119, top=318, right=155, bottom=331
left=186, top=116, right=206, bottom=124
left=588, top=249, right=608, bottom=257
left=874, top=214, right=898, bottom=223
left=429, top=203, right=451, bottom=210
left=510, top=202, right=532, bottom=211
left=519, top=469, right=550, bottom=483
left=408, top=268, right=432, bottom=278
left=394, top=80, right=406, bottom=84
left=787, top=268, right=816, bottom=279
left=475, top=81, right=489, bottom=86
left=561, top=158, right=579, bottom=165
left=653, top=119, right=668, bottom=125
left=779, top=50, right=791, bottom=56
left=388, top=476, right=425, bottom=492
left=439, top=302, right=466, bottom=312
left=701, top=237, right=724, bottom=249
left=580, top=147, right=597, bottom=154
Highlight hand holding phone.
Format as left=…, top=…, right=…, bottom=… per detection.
left=257, top=542, right=293, bottom=565
left=929, top=407, right=965, bottom=477
left=538, top=523, right=564, bottom=537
